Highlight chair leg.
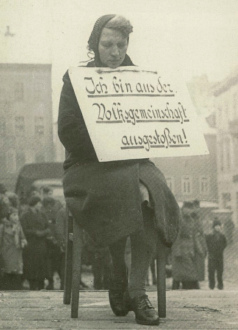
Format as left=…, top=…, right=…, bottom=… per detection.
left=156, top=238, right=166, bottom=318
left=71, top=218, right=84, bottom=318
left=63, top=210, right=73, bottom=305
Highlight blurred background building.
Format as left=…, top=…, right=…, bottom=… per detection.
left=213, top=67, right=238, bottom=224
left=0, top=63, right=54, bottom=189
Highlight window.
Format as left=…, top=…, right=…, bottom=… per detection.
left=15, top=116, right=25, bottom=136
left=226, top=139, right=231, bottom=170
left=217, top=106, right=222, bottom=128
left=16, top=151, right=25, bottom=170
left=222, top=193, right=231, bottom=209
left=199, top=176, right=210, bottom=194
left=0, top=117, right=6, bottom=135
left=34, top=80, right=45, bottom=100
left=6, top=149, right=16, bottom=173
left=181, top=176, right=192, bottom=195
left=233, top=93, right=237, bottom=120
left=14, top=82, right=24, bottom=101
left=234, top=137, right=238, bottom=167
left=166, top=176, right=175, bottom=193
left=35, top=116, right=44, bottom=136
left=225, top=99, right=231, bottom=121
left=220, top=141, right=224, bottom=171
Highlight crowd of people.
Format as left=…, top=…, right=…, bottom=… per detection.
left=0, top=182, right=115, bottom=291
left=0, top=181, right=229, bottom=293
left=0, top=180, right=230, bottom=294
left=0, top=183, right=66, bottom=290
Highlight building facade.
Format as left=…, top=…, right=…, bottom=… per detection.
left=153, top=75, right=218, bottom=206
left=213, top=68, right=238, bottom=225
left=0, top=63, right=54, bottom=190
left=152, top=127, right=217, bottom=204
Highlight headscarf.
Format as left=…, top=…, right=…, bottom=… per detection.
left=87, top=14, right=133, bottom=67
left=88, top=14, right=116, bottom=55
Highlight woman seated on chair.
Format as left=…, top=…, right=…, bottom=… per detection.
left=58, top=14, right=180, bottom=326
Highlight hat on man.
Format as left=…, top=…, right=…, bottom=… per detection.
left=213, top=219, right=221, bottom=228
left=182, top=201, right=194, bottom=209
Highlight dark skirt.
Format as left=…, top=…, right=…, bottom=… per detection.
left=63, top=159, right=180, bottom=247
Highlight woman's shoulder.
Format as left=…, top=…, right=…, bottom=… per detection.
left=86, top=60, right=95, bottom=67
left=63, top=60, right=95, bottom=80
left=62, top=70, right=70, bottom=83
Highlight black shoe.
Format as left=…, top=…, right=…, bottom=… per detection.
left=131, top=294, right=159, bottom=325
left=109, top=279, right=128, bottom=316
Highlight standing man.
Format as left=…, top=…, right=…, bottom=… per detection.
left=21, top=196, right=50, bottom=290
left=206, top=219, right=227, bottom=290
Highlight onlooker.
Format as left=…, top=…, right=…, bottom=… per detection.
left=0, top=207, right=27, bottom=290
left=54, top=206, right=67, bottom=289
left=20, top=196, right=50, bottom=290
left=0, top=184, right=10, bottom=217
left=0, top=183, right=7, bottom=199
left=206, top=219, right=227, bottom=290
left=172, top=201, right=206, bottom=290
left=0, top=191, right=9, bottom=286
left=191, top=200, right=207, bottom=282
left=0, top=193, right=9, bottom=223
left=6, top=192, right=20, bottom=209
left=42, top=196, right=62, bottom=290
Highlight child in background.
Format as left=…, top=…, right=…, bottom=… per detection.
left=0, top=207, right=27, bottom=290
left=206, top=219, right=227, bottom=290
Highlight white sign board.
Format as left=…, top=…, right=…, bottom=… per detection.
left=69, top=66, right=209, bottom=162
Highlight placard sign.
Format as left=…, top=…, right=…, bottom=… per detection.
left=69, top=66, right=209, bottom=162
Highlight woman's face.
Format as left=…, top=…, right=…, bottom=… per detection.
left=98, top=28, right=128, bottom=68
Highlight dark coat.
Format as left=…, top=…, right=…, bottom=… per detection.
left=171, top=214, right=207, bottom=282
left=58, top=60, right=180, bottom=248
left=171, top=215, right=198, bottom=281
left=206, top=232, right=227, bottom=260
left=20, top=209, right=49, bottom=280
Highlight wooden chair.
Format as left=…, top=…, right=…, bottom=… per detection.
left=63, top=211, right=167, bottom=319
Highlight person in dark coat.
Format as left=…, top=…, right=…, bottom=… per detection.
left=206, top=219, right=227, bottom=290
left=58, top=14, right=180, bottom=326
left=172, top=200, right=207, bottom=290
left=0, top=190, right=10, bottom=287
left=191, top=200, right=207, bottom=282
left=171, top=202, right=199, bottom=290
left=42, top=196, right=62, bottom=290
left=20, top=196, right=50, bottom=290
